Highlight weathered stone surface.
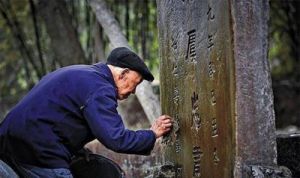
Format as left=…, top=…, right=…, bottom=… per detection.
left=242, top=165, right=292, bottom=178
left=148, top=163, right=177, bottom=178
left=157, top=0, right=283, bottom=177
left=231, top=2, right=277, bottom=174
left=157, top=0, right=234, bottom=177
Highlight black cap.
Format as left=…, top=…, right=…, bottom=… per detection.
left=107, top=47, right=154, bottom=82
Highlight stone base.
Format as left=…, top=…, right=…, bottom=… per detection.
left=243, top=165, right=292, bottom=178
left=146, top=163, right=182, bottom=178
left=148, top=163, right=292, bottom=178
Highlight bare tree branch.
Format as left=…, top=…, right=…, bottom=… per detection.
left=0, top=1, right=41, bottom=82
left=29, top=0, right=46, bottom=75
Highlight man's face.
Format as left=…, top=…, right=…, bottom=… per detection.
left=115, top=69, right=143, bottom=100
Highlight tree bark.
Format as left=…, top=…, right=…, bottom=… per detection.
left=89, top=0, right=161, bottom=123
left=29, top=0, right=46, bottom=75
left=94, top=22, right=105, bottom=62
left=37, top=0, right=86, bottom=66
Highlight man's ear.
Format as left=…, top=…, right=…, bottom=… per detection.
left=120, top=68, right=130, bottom=79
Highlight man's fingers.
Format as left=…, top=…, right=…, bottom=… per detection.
left=162, top=119, right=172, bottom=124
left=161, top=115, right=171, bottom=120
left=165, top=127, right=171, bottom=132
left=164, top=123, right=172, bottom=128
left=161, top=123, right=172, bottom=131
left=152, top=115, right=173, bottom=138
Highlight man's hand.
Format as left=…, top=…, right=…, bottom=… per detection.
left=150, top=115, right=173, bottom=138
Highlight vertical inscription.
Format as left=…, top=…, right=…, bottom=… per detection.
left=213, top=148, right=220, bottom=165
left=206, top=2, right=222, bottom=170
left=186, top=29, right=196, bottom=62
left=211, top=118, right=218, bottom=137
left=193, top=146, right=203, bottom=177
left=191, top=92, right=201, bottom=131
left=207, top=4, right=216, bottom=51
left=206, top=1, right=220, bottom=171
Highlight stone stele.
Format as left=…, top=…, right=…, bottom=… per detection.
left=155, top=0, right=292, bottom=178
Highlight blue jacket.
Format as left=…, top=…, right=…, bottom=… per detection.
left=0, top=63, right=156, bottom=168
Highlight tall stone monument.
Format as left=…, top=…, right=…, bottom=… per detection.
left=156, top=0, right=291, bottom=177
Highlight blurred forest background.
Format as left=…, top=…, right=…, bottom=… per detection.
left=0, top=0, right=299, bottom=131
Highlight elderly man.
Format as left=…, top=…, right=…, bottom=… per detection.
left=0, top=47, right=172, bottom=177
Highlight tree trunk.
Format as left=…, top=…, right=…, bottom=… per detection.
left=94, top=22, right=105, bottom=62
left=37, top=0, right=86, bottom=66
left=29, top=0, right=46, bottom=75
left=89, top=0, right=161, bottom=123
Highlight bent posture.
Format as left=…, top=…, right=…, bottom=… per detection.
left=0, top=47, right=172, bottom=177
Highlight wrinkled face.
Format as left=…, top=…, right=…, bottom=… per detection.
left=115, top=69, right=143, bottom=100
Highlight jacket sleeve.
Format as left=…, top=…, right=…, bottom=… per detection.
left=82, top=86, right=156, bottom=155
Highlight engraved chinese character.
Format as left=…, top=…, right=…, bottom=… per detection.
left=191, top=92, right=198, bottom=108
left=175, top=139, right=181, bottom=153
left=176, top=167, right=182, bottom=178
left=210, top=89, right=217, bottom=105
left=172, top=63, right=179, bottom=76
left=171, top=38, right=178, bottom=50
left=171, top=31, right=180, bottom=50
left=192, top=113, right=201, bottom=131
left=207, top=6, right=215, bottom=21
left=186, top=29, right=196, bottom=62
left=193, top=146, right=203, bottom=177
left=173, top=87, right=180, bottom=105
left=191, top=92, right=201, bottom=130
left=213, top=147, right=220, bottom=165
left=207, top=34, right=214, bottom=50
left=208, top=61, right=216, bottom=78
left=212, top=118, right=218, bottom=137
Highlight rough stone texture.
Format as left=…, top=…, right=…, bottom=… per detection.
left=148, top=163, right=177, bottom=178
left=157, top=0, right=282, bottom=177
left=231, top=2, right=277, bottom=175
left=277, top=134, right=300, bottom=178
left=157, top=0, right=234, bottom=177
left=242, top=165, right=292, bottom=178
